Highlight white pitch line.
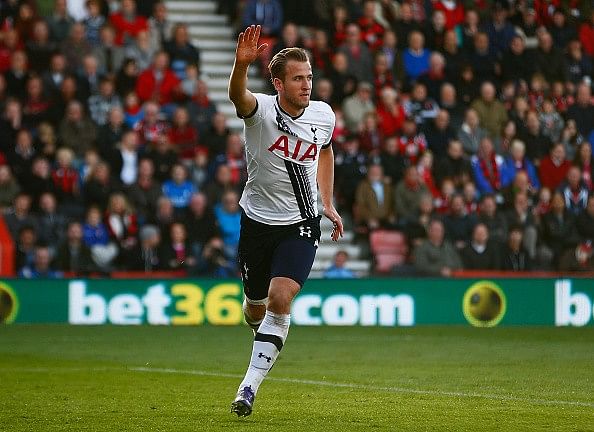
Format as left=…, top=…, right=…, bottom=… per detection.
left=129, top=367, right=594, bottom=409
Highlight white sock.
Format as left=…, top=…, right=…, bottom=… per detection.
left=238, top=310, right=290, bottom=394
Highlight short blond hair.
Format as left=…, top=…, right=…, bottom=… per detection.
left=268, top=47, right=309, bottom=81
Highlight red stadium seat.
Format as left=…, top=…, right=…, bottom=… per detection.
left=369, top=230, right=408, bottom=274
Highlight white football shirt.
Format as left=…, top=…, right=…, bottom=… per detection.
left=239, top=93, right=336, bottom=225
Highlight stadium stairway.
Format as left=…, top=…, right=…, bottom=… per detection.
left=164, top=0, right=370, bottom=277
left=165, top=0, right=266, bottom=131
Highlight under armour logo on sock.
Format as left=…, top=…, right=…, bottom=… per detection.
left=258, top=352, right=272, bottom=363
left=299, top=226, right=311, bottom=237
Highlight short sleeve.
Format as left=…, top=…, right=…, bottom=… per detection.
left=242, top=93, right=274, bottom=128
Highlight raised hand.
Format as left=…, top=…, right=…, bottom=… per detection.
left=235, top=25, right=269, bottom=67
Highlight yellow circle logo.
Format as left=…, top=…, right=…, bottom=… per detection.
left=463, top=281, right=506, bottom=327
left=0, top=282, right=19, bottom=324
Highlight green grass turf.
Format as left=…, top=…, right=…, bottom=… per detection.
left=1, top=325, right=593, bottom=432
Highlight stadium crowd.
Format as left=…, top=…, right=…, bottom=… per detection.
left=0, top=0, right=593, bottom=278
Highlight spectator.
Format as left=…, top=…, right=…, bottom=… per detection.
left=270, top=22, right=301, bottom=58
left=404, top=82, right=439, bottom=128
left=146, top=134, right=178, bottom=183
left=379, top=136, right=405, bottom=185
left=14, top=225, right=37, bottom=272
left=24, top=157, right=55, bottom=207
left=123, top=224, right=163, bottom=271
left=468, top=32, right=497, bottom=83
left=499, top=224, right=532, bottom=271
left=18, top=245, right=62, bottom=279
left=162, top=163, right=195, bottom=213
left=83, top=161, right=118, bottom=210
left=194, top=236, right=236, bottom=277
left=358, top=111, right=383, bottom=156
left=470, top=81, right=508, bottom=139
left=324, top=250, right=356, bottom=278
left=402, top=30, right=430, bottom=84
left=137, top=101, right=169, bottom=146
left=82, top=205, right=118, bottom=271
left=372, top=51, right=396, bottom=100
left=60, top=23, right=92, bottom=73
left=558, top=241, right=594, bottom=272
left=458, top=108, right=487, bottom=156
left=241, top=0, right=283, bottom=39
left=26, top=20, right=56, bottom=74
left=214, top=189, right=241, bottom=261
left=164, top=23, right=200, bottom=80
left=576, top=195, right=594, bottom=243
left=484, top=3, right=516, bottom=56
left=124, top=29, right=157, bottom=72
left=501, top=139, right=540, bottom=190
left=105, top=192, right=138, bottom=261
left=117, top=129, right=140, bottom=186
left=78, top=54, right=102, bottom=100
left=541, top=191, right=580, bottom=269
left=413, top=218, right=462, bottom=277
left=58, top=100, right=97, bottom=159
left=539, top=143, right=572, bottom=191
left=354, top=163, right=395, bottom=231
left=566, top=83, right=594, bottom=138
left=201, top=112, right=230, bottom=158
left=160, top=222, right=197, bottom=272
left=559, top=166, right=589, bottom=216
left=36, top=192, right=67, bottom=249
left=0, top=165, right=21, bottom=212
left=54, top=221, right=95, bottom=275
left=126, top=158, right=162, bottom=224
left=534, top=31, right=567, bottom=84
left=148, top=1, right=174, bottom=50
left=573, top=142, right=593, bottom=191
left=471, top=137, right=504, bottom=197
left=135, top=51, right=181, bottom=107
left=42, top=53, right=68, bottom=101
left=151, top=196, right=176, bottom=241
left=461, top=223, right=500, bottom=270
left=500, top=34, right=534, bottom=84
left=184, top=192, right=220, bottom=258
left=84, top=0, right=106, bottom=47
left=394, top=165, right=429, bottom=225
left=327, top=51, right=357, bottom=107
left=342, top=81, right=375, bottom=133
left=579, top=10, right=594, bottom=57
left=97, top=106, right=126, bottom=161
left=187, top=147, right=209, bottom=191
left=337, top=23, right=374, bottom=84
left=168, top=106, right=199, bottom=158
left=88, top=76, right=122, bottom=127
left=477, top=194, right=508, bottom=245
left=565, top=39, right=593, bottom=86
left=505, top=191, right=538, bottom=260
left=211, top=133, right=247, bottom=188
left=186, top=78, right=218, bottom=136
left=434, top=139, right=472, bottom=189
left=109, top=0, right=148, bottom=46
left=443, top=193, right=476, bottom=250
left=378, top=29, right=405, bottom=85
left=376, top=86, right=405, bottom=138
left=560, top=119, right=584, bottom=162
left=423, top=109, right=454, bottom=159
left=538, top=98, right=564, bottom=144
left=4, top=193, right=37, bottom=241
left=93, top=24, right=125, bottom=76
left=397, top=119, right=427, bottom=166
left=47, top=0, right=74, bottom=43
left=417, top=52, right=447, bottom=101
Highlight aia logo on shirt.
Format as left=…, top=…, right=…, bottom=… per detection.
left=268, top=135, right=318, bottom=162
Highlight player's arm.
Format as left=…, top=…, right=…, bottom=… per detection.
left=318, top=145, right=344, bottom=241
left=228, top=25, right=268, bottom=117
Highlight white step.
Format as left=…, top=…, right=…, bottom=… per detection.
left=200, top=63, right=261, bottom=77
left=189, top=26, right=234, bottom=39
left=195, top=39, right=236, bottom=51
left=165, top=1, right=216, bottom=13
left=312, top=259, right=371, bottom=272
left=209, top=90, right=230, bottom=102
left=168, top=13, right=227, bottom=25
left=201, top=50, right=236, bottom=64
left=207, top=77, right=265, bottom=90
left=316, top=244, right=362, bottom=260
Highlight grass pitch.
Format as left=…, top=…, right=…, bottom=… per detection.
left=1, top=325, right=593, bottom=432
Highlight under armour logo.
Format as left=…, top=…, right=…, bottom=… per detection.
left=258, top=352, right=272, bottom=363
left=299, top=226, right=312, bottom=237
left=311, top=126, right=318, bottom=143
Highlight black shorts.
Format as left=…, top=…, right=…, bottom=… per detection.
left=238, top=211, right=321, bottom=304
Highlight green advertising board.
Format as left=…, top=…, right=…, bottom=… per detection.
left=0, top=278, right=593, bottom=327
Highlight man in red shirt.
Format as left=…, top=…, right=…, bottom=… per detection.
left=135, top=51, right=181, bottom=106
left=110, top=0, right=148, bottom=46
left=539, top=143, right=571, bottom=191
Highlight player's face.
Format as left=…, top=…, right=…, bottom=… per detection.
left=276, top=60, right=312, bottom=115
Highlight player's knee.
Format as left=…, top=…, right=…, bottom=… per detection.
left=268, top=278, right=300, bottom=313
